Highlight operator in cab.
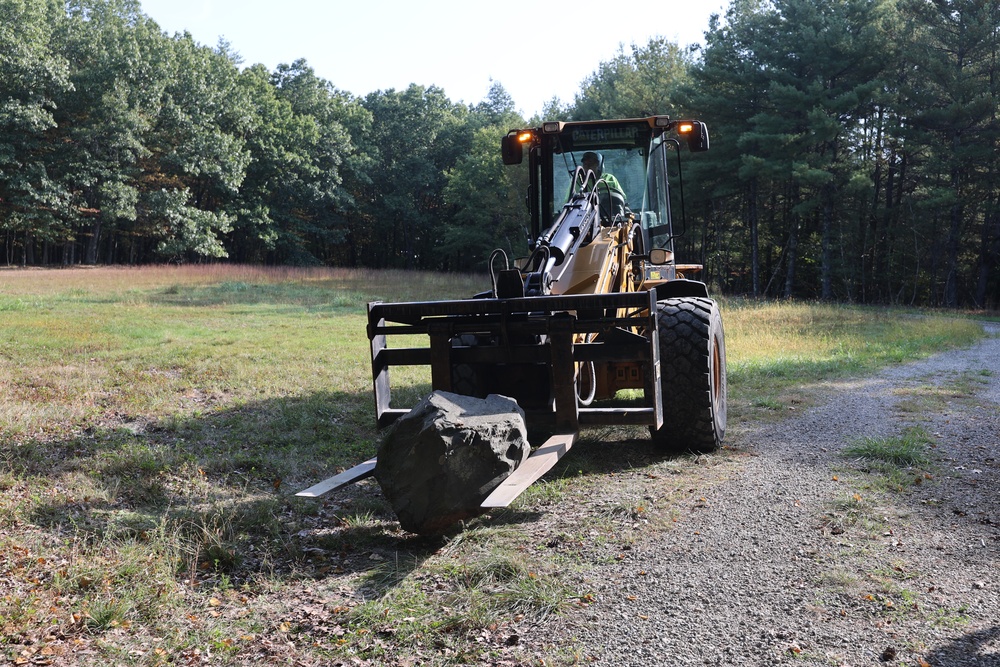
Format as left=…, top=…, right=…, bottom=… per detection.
left=579, top=151, right=628, bottom=223
left=581, top=151, right=624, bottom=194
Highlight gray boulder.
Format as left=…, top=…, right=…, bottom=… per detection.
left=374, top=391, right=530, bottom=535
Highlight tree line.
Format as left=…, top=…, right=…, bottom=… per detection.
left=682, top=0, right=1000, bottom=308
left=1, top=0, right=997, bottom=307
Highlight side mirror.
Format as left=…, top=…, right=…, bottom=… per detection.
left=501, top=134, right=523, bottom=165
left=648, top=248, right=674, bottom=265
left=685, top=121, right=709, bottom=152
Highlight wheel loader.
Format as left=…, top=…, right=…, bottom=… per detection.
left=298, top=115, right=727, bottom=510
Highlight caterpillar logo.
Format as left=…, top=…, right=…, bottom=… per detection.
left=571, top=126, right=640, bottom=146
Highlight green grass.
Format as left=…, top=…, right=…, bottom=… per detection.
left=0, top=265, right=991, bottom=665
left=722, top=300, right=985, bottom=421
left=844, top=427, right=933, bottom=468
left=840, top=427, right=936, bottom=493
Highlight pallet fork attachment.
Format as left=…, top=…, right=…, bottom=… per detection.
left=480, top=432, right=576, bottom=508
left=295, top=458, right=376, bottom=499
left=295, top=433, right=574, bottom=510
left=367, top=290, right=663, bottom=433
left=296, top=290, right=661, bottom=503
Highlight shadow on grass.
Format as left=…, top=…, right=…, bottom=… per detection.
left=532, top=425, right=695, bottom=481
left=7, top=387, right=682, bottom=597
left=5, top=389, right=387, bottom=586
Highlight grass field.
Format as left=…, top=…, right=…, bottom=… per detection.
left=0, top=265, right=988, bottom=665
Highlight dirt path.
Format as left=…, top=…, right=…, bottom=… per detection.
left=526, top=324, right=1000, bottom=666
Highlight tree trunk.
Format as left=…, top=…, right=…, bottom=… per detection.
left=748, top=179, right=760, bottom=297
left=85, top=218, right=102, bottom=265
left=975, top=203, right=1000, bottom=307
left=784, top=219, right=799, bottom=299
left=784, top=184, right=800, bottom=299
left=821, top=188, right=834, bottom=301
left=877, top=149, right=897, bottom=302
left=944, top=162, right=963, bottom=308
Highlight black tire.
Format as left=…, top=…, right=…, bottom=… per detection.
left=650, top=297, right=727, bottom=453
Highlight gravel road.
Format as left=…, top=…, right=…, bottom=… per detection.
left=529, top=323, right=1000, bottom=666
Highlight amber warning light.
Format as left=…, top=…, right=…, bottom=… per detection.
left=517, top=131, right=533, bottom=143
left=676, top=121, right=709, bottom=152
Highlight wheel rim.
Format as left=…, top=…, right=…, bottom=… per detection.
left=576, top=360, right=596, bottom=406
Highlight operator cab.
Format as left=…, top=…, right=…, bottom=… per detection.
left=502, top=116, right=709, bottom=281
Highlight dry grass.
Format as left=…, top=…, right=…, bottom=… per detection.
left=0, top=264, right=463, bottom=297
left=0, top=268, right=988, bottom=665
left=722, top=299, right=984, bottom=420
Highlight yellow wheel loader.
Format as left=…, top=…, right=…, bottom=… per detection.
left=299, top=116, right=726, bottom=510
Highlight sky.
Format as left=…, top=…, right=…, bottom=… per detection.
left=138, top=0, right=730, bottom=118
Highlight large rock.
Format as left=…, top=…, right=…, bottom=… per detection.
left=374, top=391, right=530, bottom=535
